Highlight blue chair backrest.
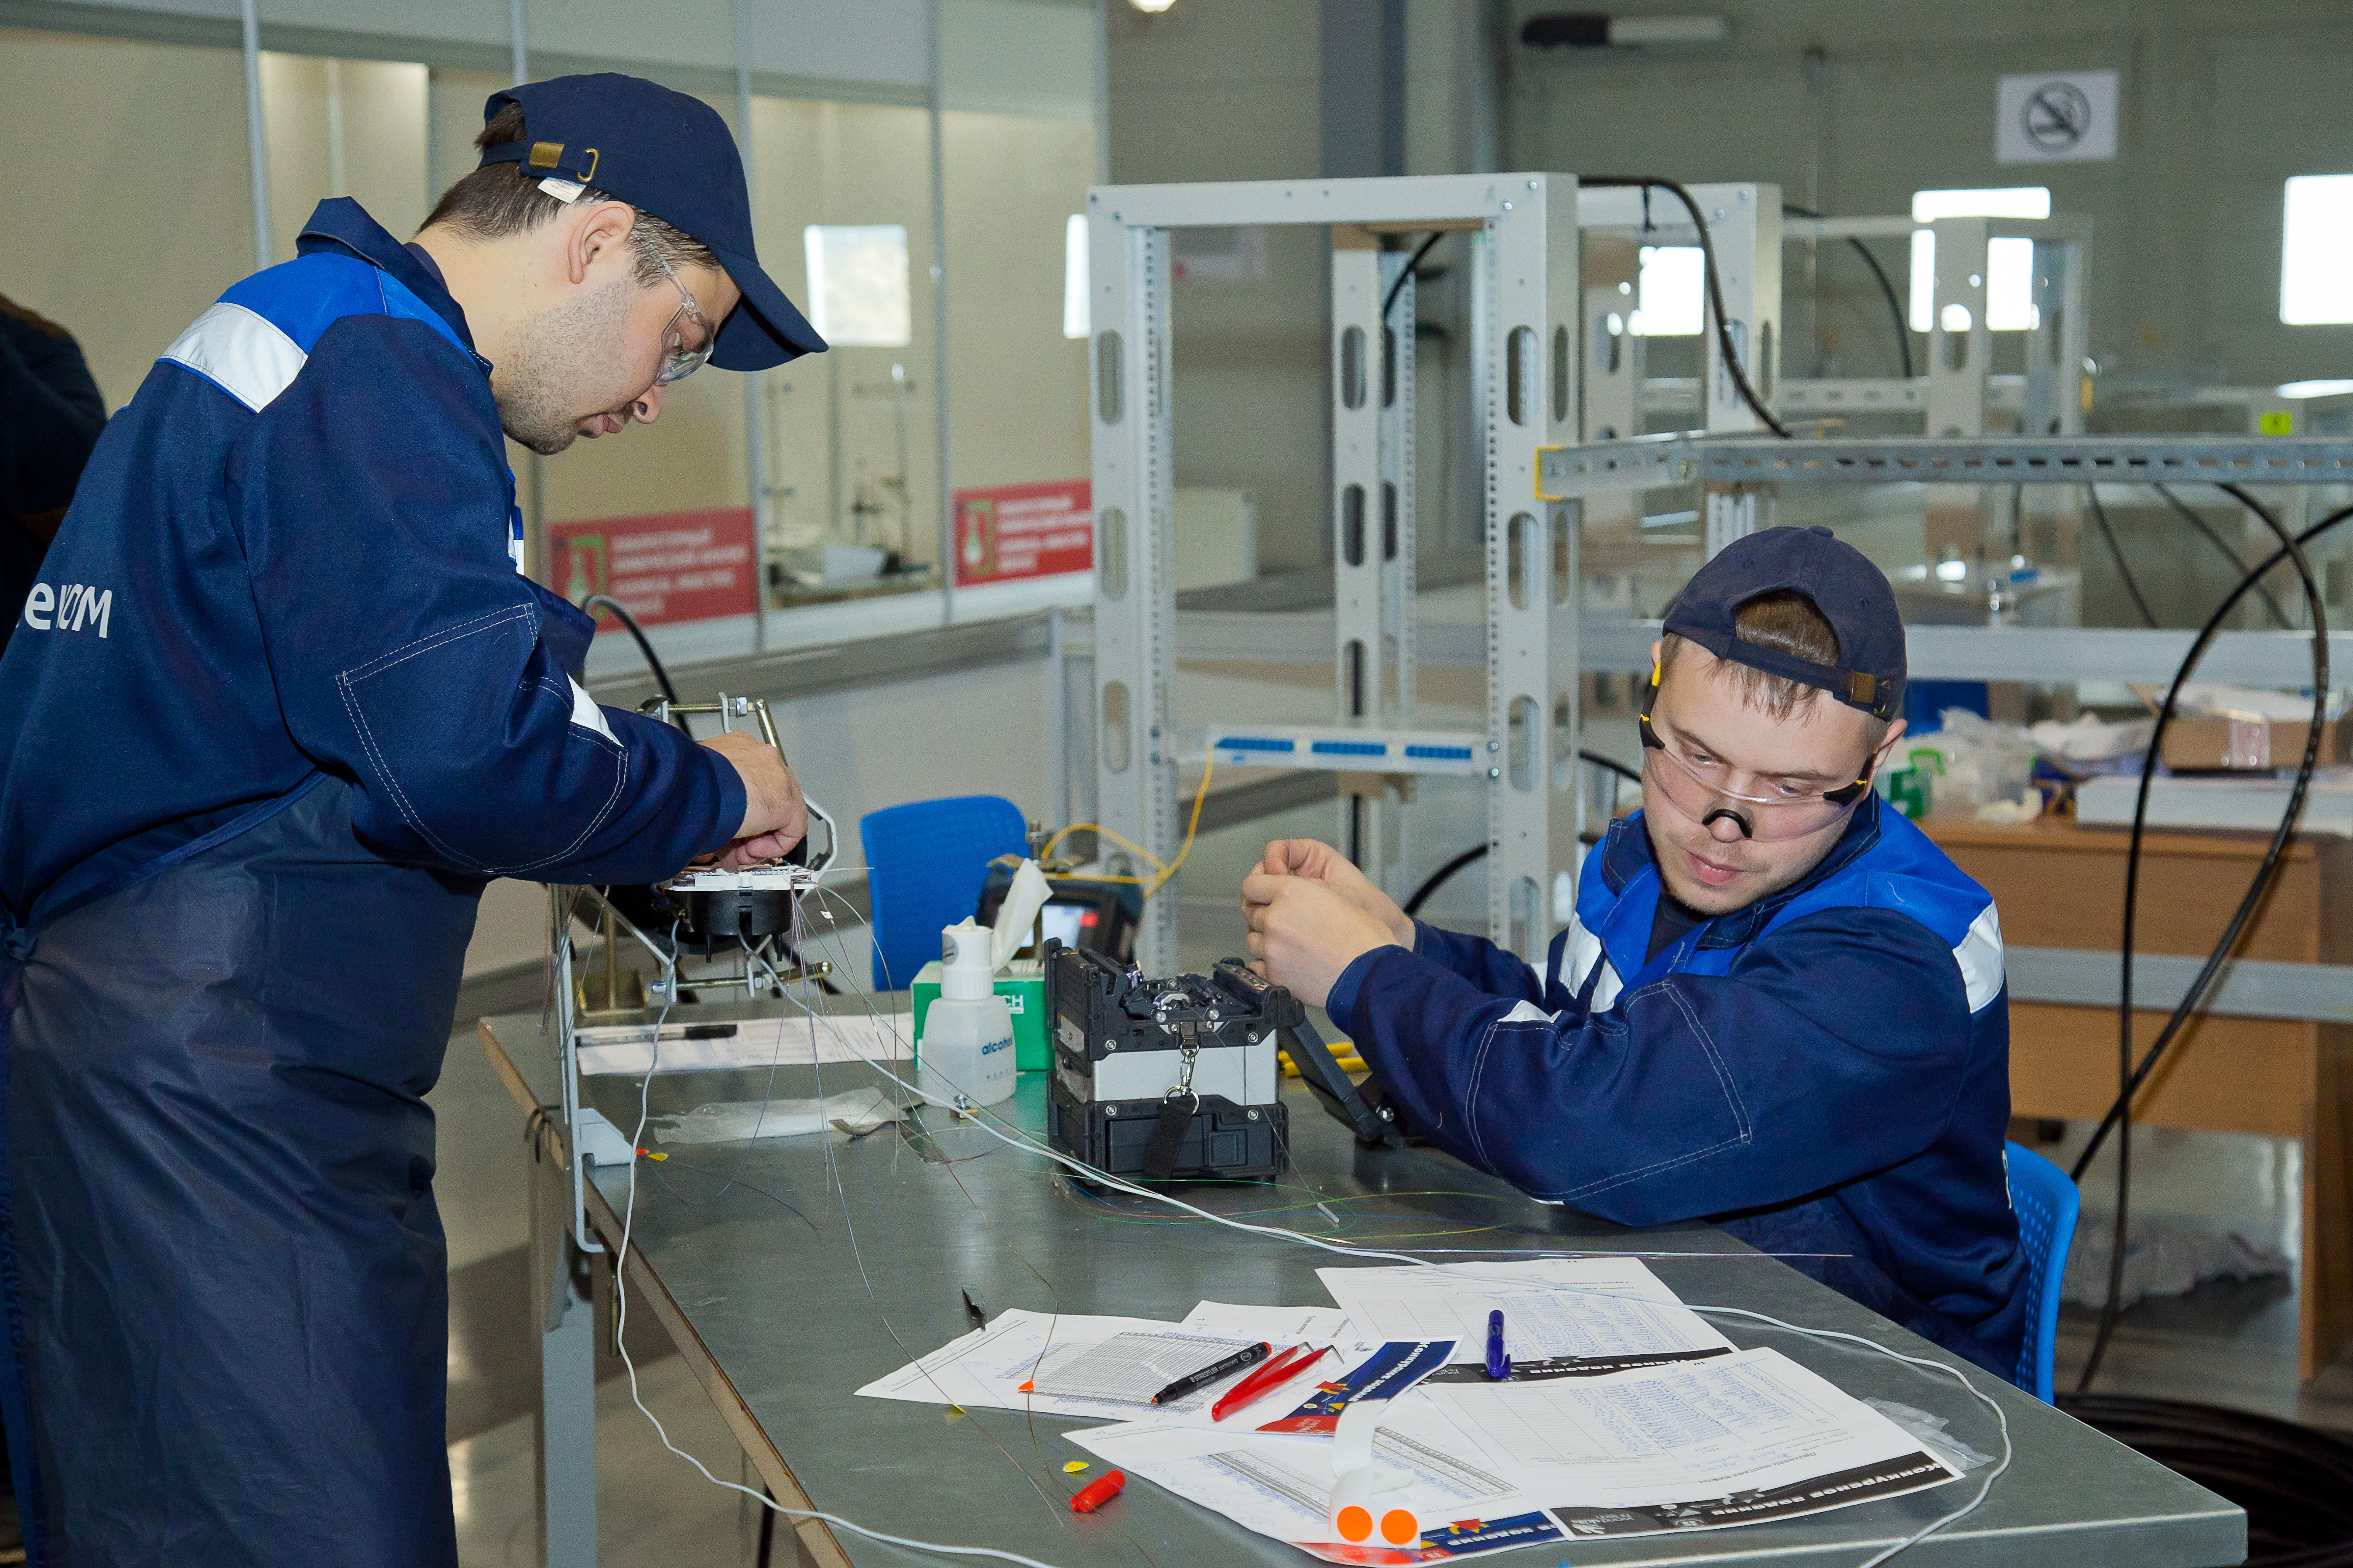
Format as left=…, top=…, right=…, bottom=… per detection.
left=858, top=796, right=1030, bottom=994
left=2004, top=1140, right=2080, bottom=1401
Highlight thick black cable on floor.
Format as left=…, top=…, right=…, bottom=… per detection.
left=1782, top=203, right=1913, bottom=381
left=2056, top=1395, right=2353, bottom=1567
left=581, top=592, right=693, bottom=736
left=2085, top=484, right=2160, bottom=629
left=2067, top=492, right=2336, bottom=1393
left=1584, top=177, right=1792, bottom=437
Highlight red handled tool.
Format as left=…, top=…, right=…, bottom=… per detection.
left=1211, top=1343, right=1331, bottom=1421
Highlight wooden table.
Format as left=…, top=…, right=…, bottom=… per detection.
left=1924, top=818, right=2352, bottom=1379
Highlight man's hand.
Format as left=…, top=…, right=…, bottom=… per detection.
left=1254, top=839, right=1415, bottom=947
left=1240, top=871, right=1406, bottom=1009
left=702, top=731, right=806, bottom=869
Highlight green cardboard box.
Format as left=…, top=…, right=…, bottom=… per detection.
left=910, top=957, right=1049, bottom=1071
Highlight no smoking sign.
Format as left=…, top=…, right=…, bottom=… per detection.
left=1996, top=69, right=2119, bottom=164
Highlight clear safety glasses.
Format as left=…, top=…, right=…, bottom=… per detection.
left=1638, top=674, right=1876, bottom=842
left=653, top=253, right=715, bottom=386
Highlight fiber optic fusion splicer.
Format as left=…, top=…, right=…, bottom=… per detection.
left=1044, top=944, right=1401, bottom=1183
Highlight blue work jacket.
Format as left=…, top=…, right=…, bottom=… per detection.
left=1327, top=795, right=2027, bottom=1378
left=0, top=198, right=743, bottom=931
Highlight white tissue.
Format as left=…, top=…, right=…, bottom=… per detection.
left=990, top=858, right=1054, bottom=971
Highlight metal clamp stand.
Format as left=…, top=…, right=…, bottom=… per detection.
left=546, top=693, right=837, bottom=1254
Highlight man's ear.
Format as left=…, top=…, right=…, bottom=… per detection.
left=1870, top=716, right=1910, bottom=770
left=564, top=201, right=638, bottom=287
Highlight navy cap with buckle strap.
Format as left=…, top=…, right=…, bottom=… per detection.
left=476, top=72, right=826, bottom=372
left=1659, top=525, right=1907, bottom=722
left=1642, top=524, right=1908, bottom=809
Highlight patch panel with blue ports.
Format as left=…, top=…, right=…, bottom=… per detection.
left=1183, top=724, right=1484, bottom=777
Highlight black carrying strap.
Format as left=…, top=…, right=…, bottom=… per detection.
left=1140, top=1093, right=1195, bottom=1180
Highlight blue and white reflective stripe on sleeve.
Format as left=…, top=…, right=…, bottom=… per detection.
left=510, top=505, right=527, bottom=574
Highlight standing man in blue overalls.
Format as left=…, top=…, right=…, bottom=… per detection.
left=1243, top=528, right=2028, bottom=1381
left=0, top=75, right=823, bottom=1564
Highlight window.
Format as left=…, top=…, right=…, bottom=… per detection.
left=1906, top=231, right=2040, bottom=333
left=802, top=223, right=912, bottom=347
left=1629, top=245, right=1703, bottom=337
left=2281, top=175, right=2353, bottom=325
left=1064, top=213, right=1088, bottom=339
left=1910, top=187, right=2051, bottom=221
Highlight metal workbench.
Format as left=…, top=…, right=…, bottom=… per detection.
left=477, top=1006, right=2243, bottom=1568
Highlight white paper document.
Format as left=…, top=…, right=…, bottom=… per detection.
left=1318, top=1257, right=1734, bottom=1376
left=1072, top=1397, right=1573, bottom=1563
left=853, top=1302, right=1355, bottom=1424
left=1422, top=1347, right=1962, bottom=1538
left=577, top=1010, right=912, bottom=1075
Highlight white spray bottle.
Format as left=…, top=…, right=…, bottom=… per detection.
left=916, top=920, right=1016, bottom=1110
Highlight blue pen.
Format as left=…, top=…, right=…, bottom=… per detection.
left=1484, top=1309, right=1508, bottom=1380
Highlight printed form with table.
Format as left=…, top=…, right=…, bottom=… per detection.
left=855, top=1254, right=1987, bottom=1562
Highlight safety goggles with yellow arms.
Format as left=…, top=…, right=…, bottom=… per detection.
left=1638, top=661, right=1878, bottom=842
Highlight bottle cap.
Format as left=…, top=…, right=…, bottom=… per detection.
left=941, top=920, right=994, bottom=1000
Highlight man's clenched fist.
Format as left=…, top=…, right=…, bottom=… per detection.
left=702, top=731, right=806, bottom=869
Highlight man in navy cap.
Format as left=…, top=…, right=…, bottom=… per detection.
left=0, top=75, right=823, bottom=1563
left=1244, top=527, right=2027, bottom=1380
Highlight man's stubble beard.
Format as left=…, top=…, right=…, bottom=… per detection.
left=495, top=280, right=635, bottom=457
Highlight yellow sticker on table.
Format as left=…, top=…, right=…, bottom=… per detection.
left=2260, top=410, right=2295, bottom=436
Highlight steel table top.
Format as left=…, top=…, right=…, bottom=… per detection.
left=477, top=1004, right=2240, bottom=1568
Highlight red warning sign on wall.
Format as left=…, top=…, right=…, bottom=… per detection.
left=953, top=480, right=1092, bottom=586
left=548, top=507, right=755, bottom=627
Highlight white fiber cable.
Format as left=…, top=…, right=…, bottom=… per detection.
left=596, top=886, right=2012, bottom=1567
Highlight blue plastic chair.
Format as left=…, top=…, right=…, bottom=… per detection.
left=2004, top=1140, right=2081, bottom=1401
left=859, top=796, right=1030, bottom=994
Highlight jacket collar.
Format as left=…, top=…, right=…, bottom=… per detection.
left=294, top=198, right=481, bottom=362
left=1599, top=793, right=1887, bottom=949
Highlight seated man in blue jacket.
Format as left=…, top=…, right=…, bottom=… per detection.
left=1243, top=526, right=2025, bottom=1379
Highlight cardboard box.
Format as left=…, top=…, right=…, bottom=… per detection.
left=910, top=957, right=1049, bottom=1070
left=2161, top=714, right=2349, bottom=772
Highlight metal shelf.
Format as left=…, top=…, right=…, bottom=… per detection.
left=1537, top=434, right=2353, bottom=500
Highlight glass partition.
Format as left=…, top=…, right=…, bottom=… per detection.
left=0, top=27, right=260, bottom=412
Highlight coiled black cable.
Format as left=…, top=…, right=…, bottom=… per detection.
left=582, top=591, right=693, bottom=737
left=1583, top=177, right=1792, bottom=437
left=1782, top=203, right=1913, bottom=381
left=2068, top=494, right=2341, bottom=1393
left=2057, top=1395, right=2353, bottom=1566
left=1402, top=752, right=1642, bottom=916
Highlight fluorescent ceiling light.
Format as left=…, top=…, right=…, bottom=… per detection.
left=1609, top=15, right=1729, bottom=44
left=1911, top=187, right=2051, bottom=221
left=2278, top=379, right=2353, bottom=398
left=803, top=224, right=912, bottom=347
left=2281, top=175, right=2353, bottom=325
left=1630, top=245, right=1703, bottom=337
left=1064, top=215, right=1088, bottom=340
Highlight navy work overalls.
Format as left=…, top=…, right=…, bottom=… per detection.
left=0, top=200, right=742, bottom=1563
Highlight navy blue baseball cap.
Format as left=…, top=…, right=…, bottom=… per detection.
left=1662, top=526, right=1905, bottom=721
left=477, top=74, right=826, bottom=372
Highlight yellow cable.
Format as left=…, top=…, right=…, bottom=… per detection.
left=1038, top=755, right=1215, bottom=901
left=1143, top=754, right=1213, bottom=898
